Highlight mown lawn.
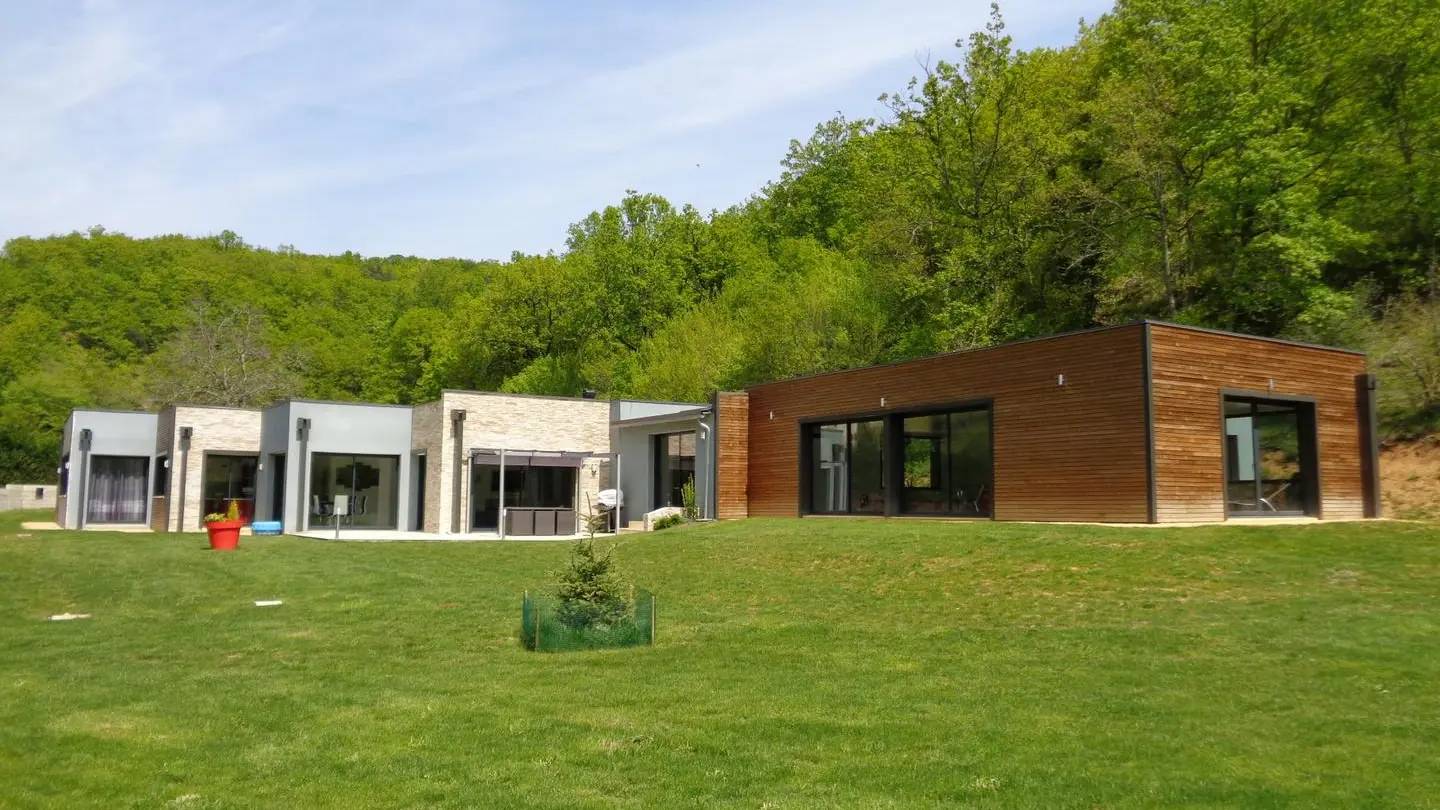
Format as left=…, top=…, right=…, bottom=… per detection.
left=1, top=510, right=1437, bottom=809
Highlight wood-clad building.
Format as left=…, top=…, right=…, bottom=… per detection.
left=713, top=322, right=1379, bottom=524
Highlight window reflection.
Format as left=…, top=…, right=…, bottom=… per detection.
left=806, top=407, right=992, bottom=517
left=309, top=454, right=400, bottom=529
left=1224, top=398, right=1312, bottom=515
left=902, top=409, right=991, bottom=517
left=808, top=420, right=884, bottom=514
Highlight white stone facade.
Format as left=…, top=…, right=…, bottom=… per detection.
left=158, top=406, right=263, bottom=532
left=412, top=392, right=612, bottom=534
left=0, top=484, right=57, bottom=511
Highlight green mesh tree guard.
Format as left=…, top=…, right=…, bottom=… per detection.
left=520, top=590, right=656, bottom=652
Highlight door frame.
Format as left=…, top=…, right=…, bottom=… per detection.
left=1219, top=390, right=1322, bottom=518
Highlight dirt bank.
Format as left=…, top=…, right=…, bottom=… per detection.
left=1382, top=435, right=1440, bottom=520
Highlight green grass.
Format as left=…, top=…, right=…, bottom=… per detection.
left=2, top=511, right=1438, bottom=809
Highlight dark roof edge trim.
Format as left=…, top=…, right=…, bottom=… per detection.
left=744, top=320, right=1365, bottom=391
left=743, top=322, right=1144, bottom=390
left=1144, top=320, right=1367, bottom=357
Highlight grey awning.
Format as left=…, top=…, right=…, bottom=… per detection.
left=471, top=450, right=586, bottom=468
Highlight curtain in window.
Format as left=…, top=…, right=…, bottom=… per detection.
left=87, top=456, right=149, bottom=523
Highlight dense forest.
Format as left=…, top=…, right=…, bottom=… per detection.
left=2, top=0, right=1439, bottom=483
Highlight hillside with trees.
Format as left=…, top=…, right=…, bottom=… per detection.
left=2, top=0, right=1438, bottom=484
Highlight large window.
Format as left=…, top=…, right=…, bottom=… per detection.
left=653, top=432, right=696, bottom=508
left=203, top=455, right=257, bottom=524
left=87, top=456, right=149, bottom=524
left=901, top=408, right=992, bottom=517
left=471, top=462, right=577, bottom=530
left=1224, top=397, right=1316, bottom=516
left=804, top=406, right=992, bottom=517
left=309, top=454, right=400, bottom=529
left=807, top=419, right=885, bottom=514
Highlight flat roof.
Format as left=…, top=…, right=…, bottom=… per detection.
left=614, top=397, right=707, bottom=407
left=744, top=320, right=1365, bottom=390
left=433, top=390, right=608, bottom=405
left=275, top=398, right=413, bottom=410
left=165, top=403, right=263, bottom=413
left=612, top=407, right=710, bottom=428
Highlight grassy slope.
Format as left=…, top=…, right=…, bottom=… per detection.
left=1, top=514, right=1437, bottom=809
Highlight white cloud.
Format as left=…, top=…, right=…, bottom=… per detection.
left=0, top=0, right=1109, bottom=259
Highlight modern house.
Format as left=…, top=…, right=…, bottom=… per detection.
left=54, top=393, right=708, bottom=536
left=735, top=321, right=1380, bottom=523
left=55, top=322, right=1382, bottom=533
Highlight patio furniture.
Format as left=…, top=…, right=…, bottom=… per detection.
left=1259, top=480, right=1292, bottom=512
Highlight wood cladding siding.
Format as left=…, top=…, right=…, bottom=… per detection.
left=745, top=325, right=1151, bottom=522
left=714, top=392, right=750, bottom=519
left=1148, top=324, right=1368, bottom=522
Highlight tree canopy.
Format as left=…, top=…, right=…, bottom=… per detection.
left=2, top=0, right=1438, bottom=482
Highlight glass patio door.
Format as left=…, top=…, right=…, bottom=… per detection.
left=203, top=455, right=258, bottom=524
left=309, top=454, right=400, bottom=529
left=1224, top=398, right=1315, bottom=516
left=87, top=456, right=149, bottom=524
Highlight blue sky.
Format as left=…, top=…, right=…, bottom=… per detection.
left=0, top=0, right=1110, bottom=260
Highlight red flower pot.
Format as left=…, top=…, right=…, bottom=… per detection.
left=205, top=520, right=244, bottom=551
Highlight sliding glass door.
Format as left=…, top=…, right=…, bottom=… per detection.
left=653, top=432, right=696, bottom=508
left=804, top=405, right=993, bottom=517
left=901, top=408, right=992, bottom=517
left=87, top=456, right=149, bottom=524
left=1224, top=397, right=1317, bottom=516
left=806, top=419, right=885, bottom=514
left=309, top=454, right=400, bottom=529
left=203, top=454, right=258, bottom=524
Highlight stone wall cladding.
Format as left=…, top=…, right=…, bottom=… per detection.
left=168, top=406, right=263, bottom=532
left=434, top=392, right=612, bottom=533
left=410, top=401, right=444, bottom=533
left=0, top=484, right=58, bottom=511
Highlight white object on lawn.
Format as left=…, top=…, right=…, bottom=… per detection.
left=49, top=613, right=91, bottom=621
left=254, top=600, right=283, bottom=607
left=642, top=506, right=684, bottom=531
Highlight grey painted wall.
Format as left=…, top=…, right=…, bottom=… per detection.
left=254, top=401, right=414, bottom=532
left=253, top=402, right=291, bottom=528
left=58, top=410, right=159, bottom=528
left=612, top=411, right=715, bottom=524
left=611, top=399, right=705, bottom=423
